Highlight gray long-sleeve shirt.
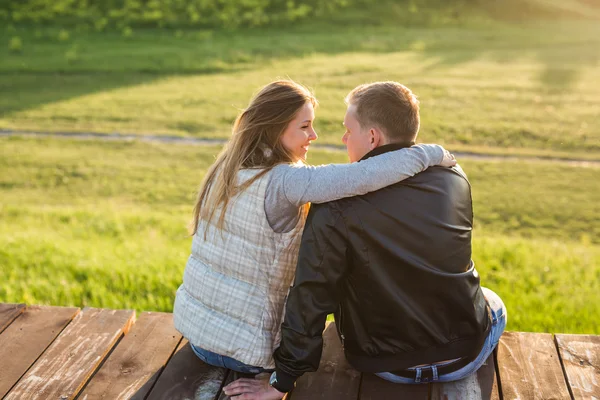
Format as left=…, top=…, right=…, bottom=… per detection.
left=265, top=144, right=444, bottom=232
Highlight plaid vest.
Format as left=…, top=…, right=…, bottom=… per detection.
left=173, top=168, right=307, bottom=368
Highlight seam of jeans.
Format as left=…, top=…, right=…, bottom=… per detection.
left=191, top=346, right=207, bottom=362
left=217, top=354, right=227, bottom=368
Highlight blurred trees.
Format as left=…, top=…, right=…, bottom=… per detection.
left=0, top=0, right=351, bottom=30
left=1, top=0, right=595, bottom=31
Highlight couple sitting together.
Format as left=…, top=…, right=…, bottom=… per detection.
left=173, top=80, right=507, bottom=399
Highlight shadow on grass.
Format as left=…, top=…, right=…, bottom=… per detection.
left=0, top=72, right=164, bottom=116
left=1, top=19, right=599, bottom=116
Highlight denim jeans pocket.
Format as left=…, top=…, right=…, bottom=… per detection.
left=190, top=344, right=210, bottom=364
left=225, top=358, right=262, bottom=374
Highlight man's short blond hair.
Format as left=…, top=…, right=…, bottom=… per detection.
left=345, top=82, right=420, bottom=145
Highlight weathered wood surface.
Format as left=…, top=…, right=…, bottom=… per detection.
left=430, top=353, right=500, bottom=400
left=0, top=305, right=79, bottom=398
left=215, top=370, right=235, bottom=400
left=4, top=307, right=135, bottom=400
left=555, top=334, right=600, bottom=399
left=1, top=303, right=598, bottom=400
left=291, top=321, right=362, bottom=399
left=0, top=303, right=26, bottom=333
left=78, top=312, right=182, bottom=400
left=496, top=331, right=571, bottom=400
left=145, top=339, right=227, bottom=400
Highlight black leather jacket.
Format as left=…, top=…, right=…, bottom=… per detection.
left=273, top=144, right=491, bottom=391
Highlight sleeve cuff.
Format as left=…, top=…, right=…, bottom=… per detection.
left=413, top=143, right=442, bottom=167
left=273, top=368, right=299, bottom=393
left=430, top=144, right=445, bottom=165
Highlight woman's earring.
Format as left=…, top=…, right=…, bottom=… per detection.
left=261, top=144, right=273, bottom=159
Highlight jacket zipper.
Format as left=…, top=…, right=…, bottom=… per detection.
left=337, top=304, right=346, bottom=349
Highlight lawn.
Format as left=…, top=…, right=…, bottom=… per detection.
left=1, top=0, right=599, bottom=336
left=1, top=19, right=600, bottom=156
left=1, top=137, right=598, bottom=334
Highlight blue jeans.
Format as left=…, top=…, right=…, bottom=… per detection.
left=376, top=287, right=507, bottom=384
left=190, top=344, right=273, bottom=375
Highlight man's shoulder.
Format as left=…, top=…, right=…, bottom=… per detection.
left=310, top=164, right=470, bottom=212
left=308, top=200, right=344, bottom=216
left=448, top=164, right=469, bottom=181
left=310, top=192, right=359, bottom=216
left=306, top=197, right=353, bottom=227
left=400, top=164, right=470, bottom=188
left=303, top=201, right=348, bottom=237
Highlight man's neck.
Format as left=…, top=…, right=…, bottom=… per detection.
left=359, top=142, right=413, bottom=162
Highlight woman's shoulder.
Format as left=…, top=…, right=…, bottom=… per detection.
left=268, top=162, right=312, bottom=183
left=265, top=164, right=289, bottom=187
left=237, top=167, right=271, bottom=177
left=271, top=161, right=310, bottom=174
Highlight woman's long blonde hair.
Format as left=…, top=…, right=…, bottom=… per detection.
left=191, top=80, right=317, bottom=236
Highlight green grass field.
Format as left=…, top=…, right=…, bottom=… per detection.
left=2, top=19, right=600, bottom=155
left=1, top=0, right=599, bottom=335
left=1, top=137, right=598, bottom=334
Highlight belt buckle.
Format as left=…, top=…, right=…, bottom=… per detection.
left=415, top=365, right=438, bottom=383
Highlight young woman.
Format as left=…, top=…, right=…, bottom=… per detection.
left=173, top=80, right=455, bottom=374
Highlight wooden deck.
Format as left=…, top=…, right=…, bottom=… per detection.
left=0, top=304, right=598, bottom=400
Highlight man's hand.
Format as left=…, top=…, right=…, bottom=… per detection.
left=223, top=377, right=285, bottom=400
left=440, top=149, right=457, bottom=167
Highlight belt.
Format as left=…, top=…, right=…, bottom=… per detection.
left=389, top=354, right=475, bottom=382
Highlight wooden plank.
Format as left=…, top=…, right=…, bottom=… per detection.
left=496, top=331, right=570, bottom=399
left=430, top=352, right=500, bottom=400
left=291, top=321, right=361, bottom=400
left=215, top=370, right=234, bottom=400
left=78, top=312, right=182, bottom=400
left=555, top=334, right=600, bottom=398
left=0, top=303, right=26, bottom=333
left=145, top=339, right=227, bottom=400
left=0, top=305, right=80, bottom=398
left=4, top=307, right=135, bottom=400
left=359, top=373, right=429, bottom=400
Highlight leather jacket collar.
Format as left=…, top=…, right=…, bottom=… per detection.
left=360, top=142, right=413, bottom=162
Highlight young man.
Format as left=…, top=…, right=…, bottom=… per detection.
left=224, top=82, right=507, bottom=399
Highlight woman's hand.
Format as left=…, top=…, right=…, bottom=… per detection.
left=223, top=377, right=285, bottom=400
left=440, top=149, right=457, bottom=167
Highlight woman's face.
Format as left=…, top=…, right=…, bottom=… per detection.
left=280, top=102, right=317, bottom=162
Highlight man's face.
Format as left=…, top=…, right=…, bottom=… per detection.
left=342, top=105, right=373, bottom=162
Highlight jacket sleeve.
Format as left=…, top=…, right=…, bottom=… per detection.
left=272, top=202, right=350, bottom=392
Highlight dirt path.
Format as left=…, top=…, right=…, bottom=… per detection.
left=2, top=129, right=599, bottom=168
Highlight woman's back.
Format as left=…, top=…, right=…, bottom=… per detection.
left=174, top=168, right=307, bottom=368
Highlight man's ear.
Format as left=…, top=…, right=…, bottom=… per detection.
left=369, top=128, right=384, bottom=149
